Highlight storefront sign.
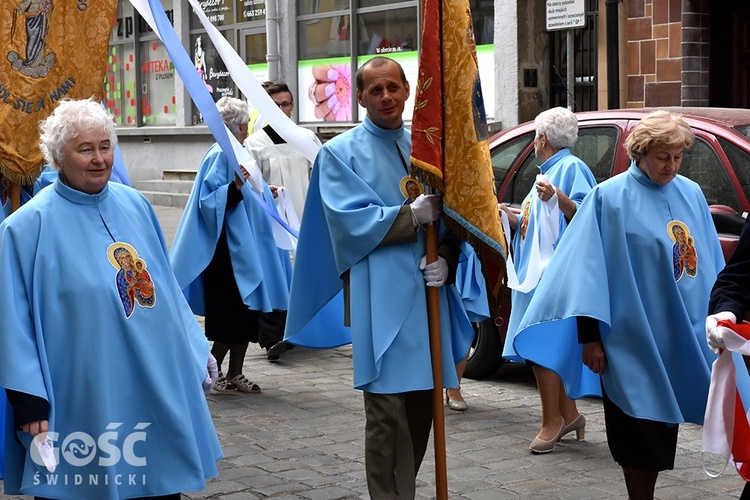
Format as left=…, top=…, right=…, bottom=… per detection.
left=239, top=0, right=266, bottom=21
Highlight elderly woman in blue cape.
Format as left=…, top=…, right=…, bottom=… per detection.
left=170, top=96, right=292, bottom=393
left=0, top=98, right=221, bottom=499
left=513, top=110, right=723, bottom=499
left=499, top=107, right=596, bottom=453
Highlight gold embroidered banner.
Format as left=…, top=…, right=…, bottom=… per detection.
left=0, top=0, right=117, bottom=185
left=410, top=0, right=507, bottom=296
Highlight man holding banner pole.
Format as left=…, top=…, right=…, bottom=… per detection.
left=284, top=56, right=476, bottom=498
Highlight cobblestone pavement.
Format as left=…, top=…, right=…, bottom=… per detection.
left=1, top=205, right=746, bottom=499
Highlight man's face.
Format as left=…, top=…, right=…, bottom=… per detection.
left=356, top=61, right=409, bottom=130
left=272, top=91, right=295, bottom=118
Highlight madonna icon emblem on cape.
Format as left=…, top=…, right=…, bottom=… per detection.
left=108, top=242, right=156, bottom=318
left=668, top=220, right=697, bottom=281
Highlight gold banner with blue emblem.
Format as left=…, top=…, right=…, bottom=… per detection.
left=0, top=0, right=117, bottom=185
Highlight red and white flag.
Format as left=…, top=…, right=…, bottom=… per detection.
left=702, top=320, right=750, bottom=480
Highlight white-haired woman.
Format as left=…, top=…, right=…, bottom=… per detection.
left=171, top=97, right=292, bottom=393
left=0, top=98, right=222, bottom=499
left=500, top=106, right=596, bottom=453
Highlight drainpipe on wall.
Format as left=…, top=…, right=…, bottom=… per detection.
left=605, top=0, right=621, bottom=109
left=266, top=0, right=280, bottom=82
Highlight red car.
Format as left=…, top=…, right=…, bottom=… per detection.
left=465, top=107, right=750, bottom=379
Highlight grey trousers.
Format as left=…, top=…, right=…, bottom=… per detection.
left=363, top=390, right=433, bottom=499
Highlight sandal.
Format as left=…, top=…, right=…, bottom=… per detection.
left=212, top=372, right=237, bottom=393
left=228, top=374, right=261, bottom=394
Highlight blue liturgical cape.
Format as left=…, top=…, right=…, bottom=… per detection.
left=284, top=117, right=475, bottom=393
left=451, top=244, right=491, bottom=360
left=0, top=167, right=126, bottom=481
left=455, top=242, right=491, bottom=323
left=514, top=165, right=723, bottom=424
left=0, top=169, right=55, bottom=479
left=170, top=143, right=292, bottom=314
left=0, top=393, right=4, bottom=479
left=502, top=149, right=596, bottom=362
left=0, top=180, right=222, bottom=498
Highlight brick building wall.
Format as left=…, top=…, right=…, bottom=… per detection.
left=624, top=0, right=709, bottom=108
left=626, top=0, right=681, bottom=107
left=681, top=0, right=710, bottom=107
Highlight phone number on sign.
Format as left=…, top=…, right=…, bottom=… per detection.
left=243, top=8, right=266, bottom=18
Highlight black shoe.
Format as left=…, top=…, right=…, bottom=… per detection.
left=267, top=341, right=290, bottom=360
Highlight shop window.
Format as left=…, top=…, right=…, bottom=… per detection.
left=358, top=9, right=417, bottom=55
left=297, top=0, right=350, bottom=15
left=359, top=0, right=415, bottom=7
left=190, top=0, right=236, bottom=28
left=297, top=0, right=352, bottom=60
left=298, top=16, right=353, bottom=60
left=237, top=0, right=267, bottom=22
left=103, top=44, right=137, bottom=126
left=110, top=1, right=136, bottom=44
left=190, top=32, right=235, bottom=125
left=106, top=1, right=137, bottom=126
left=297, top=4, right=418, bottom=124
left=139, top=41, right=176, bottom=126
left=470, top=0, right=494, bottom=45
left=107, top=0, right=178, bottom=127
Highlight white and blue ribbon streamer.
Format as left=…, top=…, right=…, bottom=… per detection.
left=129, top=0, right=299, bottom=240
left=185, top=0, right=320, bottom=163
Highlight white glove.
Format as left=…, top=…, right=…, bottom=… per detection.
left=705, top=311, right=737, bottom=354
left=203, top=353, right=219, bottom=392
left=410, top=194, right=441, bottom=226
left=420, top=255, right=448, bottom=287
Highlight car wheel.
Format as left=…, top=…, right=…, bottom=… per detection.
left=464, top=318, right=505, bottom=379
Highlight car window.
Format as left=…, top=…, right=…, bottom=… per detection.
left=734, top=124, right=750, bottom=140
left=571, top=126, right=619, bottom=184
left=502, top=141, right=541, bottom=205
left=490, top=132, right=534, bottom=202
left=680, top=138, right=740, bottom=212
left=718, top=137, right=750, bottom=211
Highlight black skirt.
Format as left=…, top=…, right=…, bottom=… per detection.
left=203, top=229, right=258, bottom=344
left=203, top=229, right=286, bottom=348
left=602, top=388, right=679, bottom=471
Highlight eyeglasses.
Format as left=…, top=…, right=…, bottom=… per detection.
left=276, top=101, right=293, bottom=109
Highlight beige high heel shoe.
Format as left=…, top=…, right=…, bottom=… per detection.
left=445, top=387, right=468, bottom=411
left=529, top=420, right=565, bottom=454
left=561, top=414, right=586, bottom=441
